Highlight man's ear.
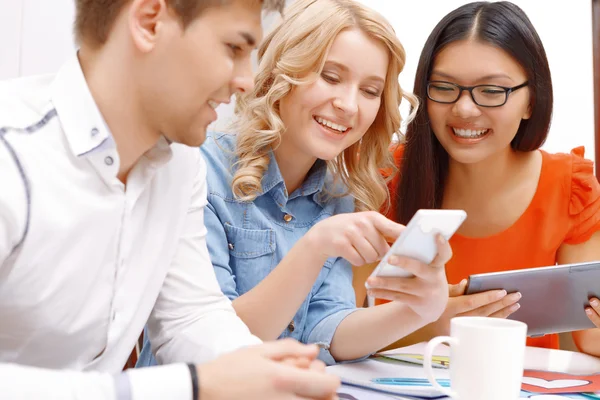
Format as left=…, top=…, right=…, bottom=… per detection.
left=128, top=0, right=169, bottom=53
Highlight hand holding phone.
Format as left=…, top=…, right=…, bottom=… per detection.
left=367, top=209, right=466, bottom=282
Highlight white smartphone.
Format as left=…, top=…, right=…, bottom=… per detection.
left=367, top=209, right=467, bottom=282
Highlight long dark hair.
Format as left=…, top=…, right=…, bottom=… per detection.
left=394, top=1, right=553, bottom=224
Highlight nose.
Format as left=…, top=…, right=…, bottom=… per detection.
left=231, top=58, right=255, bottom=95
left=452, top=90, right=481, bottom=119
left=333, top=86, right=359, bottom=117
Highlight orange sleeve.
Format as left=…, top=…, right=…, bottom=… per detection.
left=564, top=147, right=600, bottom=244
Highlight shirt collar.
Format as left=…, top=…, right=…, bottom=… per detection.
left=50, top=54, right=115, bottom=158
left=259, top=151, right=286, bottom=195
left=144, top=135, right=173, bottom=166
left=259, top=150, right=328, bottom=200
left=293, top=159, right=328, bottom=199
left=50, top=54, right=173, bottom=171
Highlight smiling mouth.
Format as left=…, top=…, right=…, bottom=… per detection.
left=452, top=127, right=490, bottom=139
left=314, top=116, right=350, bottom=134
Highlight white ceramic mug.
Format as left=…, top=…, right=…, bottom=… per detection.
left=424, top=316, right=527, bottom=400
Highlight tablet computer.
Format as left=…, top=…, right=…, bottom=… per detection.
left=465, top=261, right=600, bottom=337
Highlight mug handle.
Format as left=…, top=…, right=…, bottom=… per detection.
left=424, top=336, right=458, bottom=399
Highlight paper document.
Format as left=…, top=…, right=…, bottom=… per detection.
left=376, top=343, right=449, bottom=369
left=327, top=358, right=449, bottom=399
left=338, top=384, right=414, bottom=399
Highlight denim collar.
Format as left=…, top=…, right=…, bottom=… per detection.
left=259, top=151, right=328, bottom=206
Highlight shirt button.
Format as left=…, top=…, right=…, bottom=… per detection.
left=228, top=243, right=234, bottom=250
left=288, top=320, right=295, bottom=332
left=283, top=214, right=293, bottom=223
left=91, top=127, right=99, bottom=137
left=104, top=156, right=114, bottom=166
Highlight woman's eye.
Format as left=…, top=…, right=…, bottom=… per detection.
left=227, top=44, right=242, bottom=54
left=432, top=85, right=455, bottom=91
left=482, top=88, right=504, bottom=94
left=363, top=88, right=381, bottom=97
left=322, top=74, right=340, bottom=83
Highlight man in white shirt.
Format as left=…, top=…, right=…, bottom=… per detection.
left=0, top=0, right=340, bottom=399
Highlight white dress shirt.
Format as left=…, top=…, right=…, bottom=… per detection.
left=0, top=55, right=260, bottom=400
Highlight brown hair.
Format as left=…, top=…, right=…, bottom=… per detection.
left=74, top=0, right=285, bottom=48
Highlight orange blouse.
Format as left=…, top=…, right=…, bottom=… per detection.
left=385, top=145, right=600, bottom=349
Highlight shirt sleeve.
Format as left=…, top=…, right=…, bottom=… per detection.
left=204, top=197, right=239, bottom=301
left=302, top=257, right=363, bottom=365
left=0, top=362, right=194, bottom=400
left=146, top=152, right=260, bottom=365
left=564, top=147, right=600, bottom=244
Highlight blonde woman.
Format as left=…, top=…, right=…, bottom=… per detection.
left=137, top=0, right=452, bottom=367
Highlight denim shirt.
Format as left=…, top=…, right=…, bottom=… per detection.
left=137, top=132, right=360, bottom=367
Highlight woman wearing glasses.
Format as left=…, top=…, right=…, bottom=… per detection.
left=371, top=1, right=600, bottom=355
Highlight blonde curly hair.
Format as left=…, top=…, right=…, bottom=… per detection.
left=231, top=0, right=418, bottom=212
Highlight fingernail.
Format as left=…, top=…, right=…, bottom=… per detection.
left=591, top=299, right=599, bottom=307
left=460, top=279, right=467, bottom=286
left=586, top=308, right=593, bottom=315
left=496, top=290, right=507, bottom=299
left=388, top=255, right=399, bottom=265
left=511, top=303, right=521, bottom=312
left=437, top=234, right=447, bottom=244
left=511, top=292, right=522, bottom=300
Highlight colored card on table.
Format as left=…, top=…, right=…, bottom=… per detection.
left=522, top=370, right=600, bottom=394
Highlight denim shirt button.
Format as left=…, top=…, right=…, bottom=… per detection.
left=317, top=342, right=330, bottom=350
left=288, top=320, right=295, bottom=332
left=283, top=214, right=293, bottom=223
left=228, top=243, right=234, bottom=250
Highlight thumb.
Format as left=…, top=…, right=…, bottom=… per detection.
left=449, top=279, right=467, bottom=297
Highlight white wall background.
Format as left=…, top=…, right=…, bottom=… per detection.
left=0, top=0, right=595, bottom=161
left=0, top=0, right=23, bottom=79
left=0, top=0, right=76, bottom=78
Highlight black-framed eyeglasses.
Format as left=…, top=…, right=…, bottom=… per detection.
left=426, top=80, right=529, bottom=107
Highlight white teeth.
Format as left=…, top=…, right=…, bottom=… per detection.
left=452, top=128, right=489, bottom=138
left=208, top=100, right=219, bottom=109
left=315, top=117, right=349, bottom=133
